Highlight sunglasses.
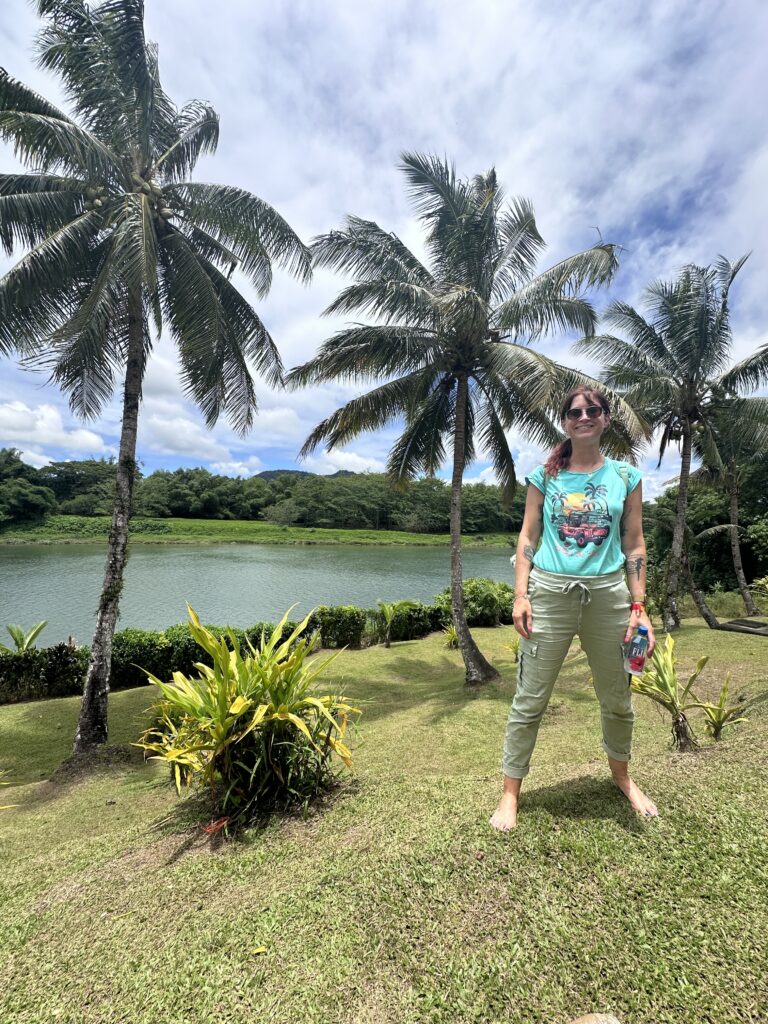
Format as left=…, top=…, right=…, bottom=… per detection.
left=565, top=405, right=604, bottom=421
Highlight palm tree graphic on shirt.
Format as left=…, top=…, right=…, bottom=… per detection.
left=550, top=482, right=612, bottom=549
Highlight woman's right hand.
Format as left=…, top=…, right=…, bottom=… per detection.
left=513, top=595, right=533, bottom=639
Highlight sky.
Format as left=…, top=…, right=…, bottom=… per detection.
left=1, top=0, right=767, bottom=499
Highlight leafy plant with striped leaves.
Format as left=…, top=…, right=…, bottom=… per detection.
left=137, top=606, right=359, bottom=824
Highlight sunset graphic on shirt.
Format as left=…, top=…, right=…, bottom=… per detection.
left=549, top=482, right=611, bottom=549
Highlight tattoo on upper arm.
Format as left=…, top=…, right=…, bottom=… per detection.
left=619, top=514, right=627, bottom=539
left=524, top=544, right=536, bottom=563
left=625, top=553, right=645, bottom=580
left=538, top=501, right=544, bottom=523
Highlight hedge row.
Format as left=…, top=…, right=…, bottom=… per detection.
left=0, top=578, right=512, bottom=705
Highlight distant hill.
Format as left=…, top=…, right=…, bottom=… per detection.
left=256, top=469, right=363, bottom=480
left=256, top=469, right=314, bottom=481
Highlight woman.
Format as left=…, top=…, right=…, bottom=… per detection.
left=490, top=386, right=657, bottom=831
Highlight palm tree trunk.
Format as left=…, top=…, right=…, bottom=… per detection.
left=727, top=461, right=759, bottom=615
left=664, top=422, right=692, bottom=631
left=74, top=288, right=145, bottom=753
left=451, top=374, right=499, bottom=686
left=682, top=550, right=719, bottom=630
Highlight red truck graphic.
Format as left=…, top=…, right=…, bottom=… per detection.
left=553, top=509, right=611, bottom=548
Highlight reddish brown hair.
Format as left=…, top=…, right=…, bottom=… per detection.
left=544, top=386, right=611, bottom=478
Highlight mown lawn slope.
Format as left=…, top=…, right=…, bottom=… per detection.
left=1, top=623, right=766, bottom=1024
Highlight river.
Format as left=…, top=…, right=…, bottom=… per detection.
left=0, top=542, right=514, bottom=643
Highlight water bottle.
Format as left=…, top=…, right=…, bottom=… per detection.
left=624, top=625, right=649, bottom=676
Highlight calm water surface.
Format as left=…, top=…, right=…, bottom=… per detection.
left=0, top=542, right=514, bottom=643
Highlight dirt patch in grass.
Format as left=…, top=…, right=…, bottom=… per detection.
left=49, top=743, right=145, bottom=784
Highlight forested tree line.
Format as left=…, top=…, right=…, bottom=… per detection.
left=2, top=447, right=767, bottom=589
left=0, top=448, right=526, bottom=533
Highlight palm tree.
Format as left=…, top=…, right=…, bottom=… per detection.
left=577, top=256, right=768, bottom=631
left=287, top=154, right=641, bottom=686
left=689, top=397, right=768, bottom=615
left=0, top=0, right=310, bottom=752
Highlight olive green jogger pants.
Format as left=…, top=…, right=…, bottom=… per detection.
left=502, top=566, right=633, bottom=779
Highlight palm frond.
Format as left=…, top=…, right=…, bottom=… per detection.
left=491, top=197, right=545, bottom=299
left=321, top=280, right=441, bottom=324
left=0, top=211, right=101, bottom=354
left=298, top=370, right=433, bottom=458
left=169, top=181, right=311, bottom=288
left=285, top=325, right=440, bottom=388
left=719, top=341, right=768, bottom=393
left=311, top=216, right=433, bottom=286
left=152, top=101, right=219, bottom=181
left=0, top=187, right=85, bottom=254
left=574, top=334, right=668, bottom=381
left=0, top=70, right=120, bottom=179
left=477, top=399, right=517, bottom=507
left=387, top=376, right=455, bottom=482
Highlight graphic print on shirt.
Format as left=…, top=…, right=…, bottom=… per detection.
left=549, top=481, right=611, bottom=551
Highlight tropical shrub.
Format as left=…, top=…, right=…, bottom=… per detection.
left=137, top=607, right=360, bottom=824
left=631, top=634, right=706, bottom=751
left=692, top=675, right=748, bottom=741
left=111, top=629, right=172, bottom=690
left=0, top=621, right=47, bottom=654
left=309, top=606, right=367, bottom=648
left=434, top=578, right=514, bottom=628
left=0, top=643, right=88, bottom=705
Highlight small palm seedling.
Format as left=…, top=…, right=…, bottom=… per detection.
left=377, top=599, right=418, bottom=648
left=443, top=623, right=459, bottom=649
left=137, top=606, right=360, bottom=825
left=692, top=674, right=748, bottom=741
left=504, top=633, right=520, bottom=663
left=631, top=633, right=706, bottom=751
left=0, top=621, right=47, bottom=654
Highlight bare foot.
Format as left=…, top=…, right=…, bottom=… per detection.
left=490, top=792, right=519, bottom=831
left=612, top=775, right=658, bottom=818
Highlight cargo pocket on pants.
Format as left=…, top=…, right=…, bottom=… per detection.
left=517, top=637, right=539, bottom=695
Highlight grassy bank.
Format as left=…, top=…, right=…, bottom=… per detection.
left=2, top=623, right=767, bottom=1023
left=0, top=514, right=514, bottom=547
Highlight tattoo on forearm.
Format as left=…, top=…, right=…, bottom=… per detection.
left=625, top=553, right=646, bottom=580
left=524, top=544, right=536, bottom=563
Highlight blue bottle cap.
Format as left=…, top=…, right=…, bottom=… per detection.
left=637, top=625, right=649, bottom=635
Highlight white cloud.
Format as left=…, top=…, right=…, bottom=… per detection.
left=303, top=448, right=387, bottom=475
left=18, top=449, right=53, bottom=469
left=210, top=455, right=264, bottom=478
left=137, top=409, right=231, bottom=460
left=0, top=401, right=110, bottom=456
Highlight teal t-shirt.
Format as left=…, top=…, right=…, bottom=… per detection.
left=526, top=459, right=642, bottom=576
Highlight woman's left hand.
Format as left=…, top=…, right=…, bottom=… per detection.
left=624, top=606, right=655, bottom=658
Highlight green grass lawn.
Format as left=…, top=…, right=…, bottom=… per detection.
left=2, top=623, right=767, bottom=1024
left=0, top=514, right=514, bottom=547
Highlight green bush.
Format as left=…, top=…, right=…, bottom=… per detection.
left=309, top=606, right=367, bottom=648
left=370, top=598, right=442, bottom=638
left=434, top=577, right=514, bottom=627
left=137, top=607, right=361, bottom=824
left=0, top=643, right=88, bottom=704
left=111, top=629, right=172, bottom=690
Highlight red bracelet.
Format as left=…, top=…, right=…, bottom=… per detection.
left=631, top=602, right=645, bottom=612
